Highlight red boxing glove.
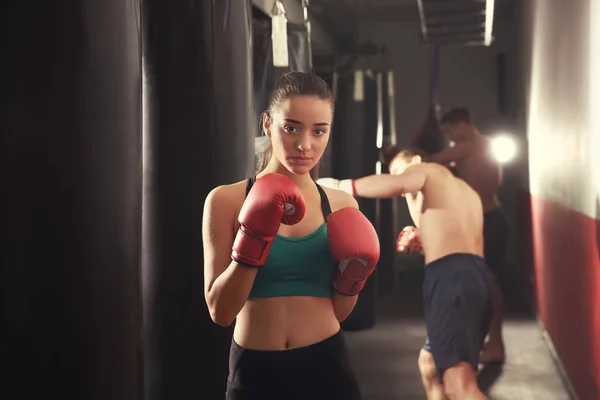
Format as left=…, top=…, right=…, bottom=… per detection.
left=396, top=226, right=423, bottom=254
left=328, top=207, right=380, bottom=296
left=232, top=173, right=305, bottom=267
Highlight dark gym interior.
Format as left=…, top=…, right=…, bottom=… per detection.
left=2, top=0, right=599, bottom=399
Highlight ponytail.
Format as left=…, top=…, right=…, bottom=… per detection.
left=255, top=140, right=272, bottom=174
left=255, top=112, right=272, bottom=173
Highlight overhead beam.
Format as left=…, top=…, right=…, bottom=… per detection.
left=427, top=17, right=486, bottom=28
left=424, top=12, right=486, bottom=25
left=425, top=9, right=486, bottom=19
left=427, top=24, right=486, bottom=35
left=428, top=31, right=485, bottom=40
left=355, top=4, right=419, bottom=22
left=423, top=0, right=486, bottom=12
left=422, top=0, right=486, bottom=6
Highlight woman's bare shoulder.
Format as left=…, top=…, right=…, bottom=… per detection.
left=319, top=184, right=359, bottom=213
left=205, top=179, right=248, bottom=213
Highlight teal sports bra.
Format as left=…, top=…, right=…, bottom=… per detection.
left=246, top=177, right=338, bottom=299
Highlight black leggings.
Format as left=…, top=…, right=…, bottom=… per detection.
left=226, top=331, right=361, bottom=400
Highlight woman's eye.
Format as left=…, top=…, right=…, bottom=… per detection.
left=284, top=126, right=298, bottom=133
left=314, top=129, right=326, bottom=136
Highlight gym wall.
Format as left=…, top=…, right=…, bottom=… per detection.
left=357, top=6, right=520, bottom=147
left=516, top=1, right=600, bottom=398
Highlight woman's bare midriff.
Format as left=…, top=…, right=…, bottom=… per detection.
left=233, top=296, right=341, bottom=350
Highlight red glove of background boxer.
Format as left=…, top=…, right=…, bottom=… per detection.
left=396, top=226, right=423, bottom=254
left=232, top=173, right=305, bottom=267
left=327, top=208, right=380, bottom=296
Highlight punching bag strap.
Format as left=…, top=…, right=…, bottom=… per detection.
left=428, top=44, right=440, bottom=106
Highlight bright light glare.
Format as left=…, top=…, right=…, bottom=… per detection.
left=484, top=0, right=496, bottom=46
left=491, top=135, right=517, bottom=163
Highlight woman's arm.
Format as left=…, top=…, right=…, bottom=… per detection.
left=332, top=294, right=358, bottom=322
left=203, top=186, right=258, bottom=327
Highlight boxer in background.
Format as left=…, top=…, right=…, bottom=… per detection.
left=375, top=106, right=507, bottom=363
left=203, top=72, right=379, bottom=400
left=429, top=107, right=508, bottom=364
left=318, top=149, right=492, bottom=400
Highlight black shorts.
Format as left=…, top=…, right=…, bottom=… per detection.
left=226, top=331, right=361, bottom=400
left=422, top=253, right=493, bottom=382
left=483, top=208, right=509, bottom=275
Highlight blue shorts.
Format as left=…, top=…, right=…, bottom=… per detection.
left=422, top=253, right=493, bottom=383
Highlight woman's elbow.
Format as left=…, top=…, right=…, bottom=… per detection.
left=210, top=310, right=235, bottom=327
left=205, top=293, right=236, bottom=327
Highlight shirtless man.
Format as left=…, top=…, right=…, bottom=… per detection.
left=428, top=107, right=508, bottom=363
left=318, top=149, right=493, bottom=400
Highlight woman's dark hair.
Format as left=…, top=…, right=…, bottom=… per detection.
left=440, top=106, right=472, bottom=125
left=256, top=72, right=334, bottom=172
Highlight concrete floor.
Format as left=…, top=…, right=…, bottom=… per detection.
left=344, top=266, right=573, bottom=400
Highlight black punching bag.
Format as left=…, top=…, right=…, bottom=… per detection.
left=2, top=1, right=142, bottom=399
left=411, top=45, right=447, bottom=155
left=361, top=71, right=379, bottom=224
left=334, top=69, right=379, bottom=331
left=411, top=103, right=446, bottom=155
left=376, top=70, right=398, bottom=298
left=141, top=1, right=253, bottom=400
left=331, top=69, right=378, bottom=223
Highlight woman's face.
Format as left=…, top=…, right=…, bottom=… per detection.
left=265, top=95, right=333, bottom=175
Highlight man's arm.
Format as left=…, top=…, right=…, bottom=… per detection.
left=353, top=166, right=427, bottom=198
left=429, top=141, right=472, bottom=165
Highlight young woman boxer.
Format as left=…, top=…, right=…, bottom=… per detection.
left=202, top=72, right=380, bottom=400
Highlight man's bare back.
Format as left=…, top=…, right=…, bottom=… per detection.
left=453, top=134, right=502, bottom=213
left=405, top=163, right=485, bottom=264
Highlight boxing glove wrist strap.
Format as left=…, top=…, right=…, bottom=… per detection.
left=339, top=179, right=356, bottom=197
left=231, top=226, right=274, bottom=268
left=333, top=278, right=365, bottom=296
left=231, top=257, right=263, bottom=269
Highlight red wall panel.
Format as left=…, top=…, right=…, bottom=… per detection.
left=526, top=193, right=600, bottom=399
